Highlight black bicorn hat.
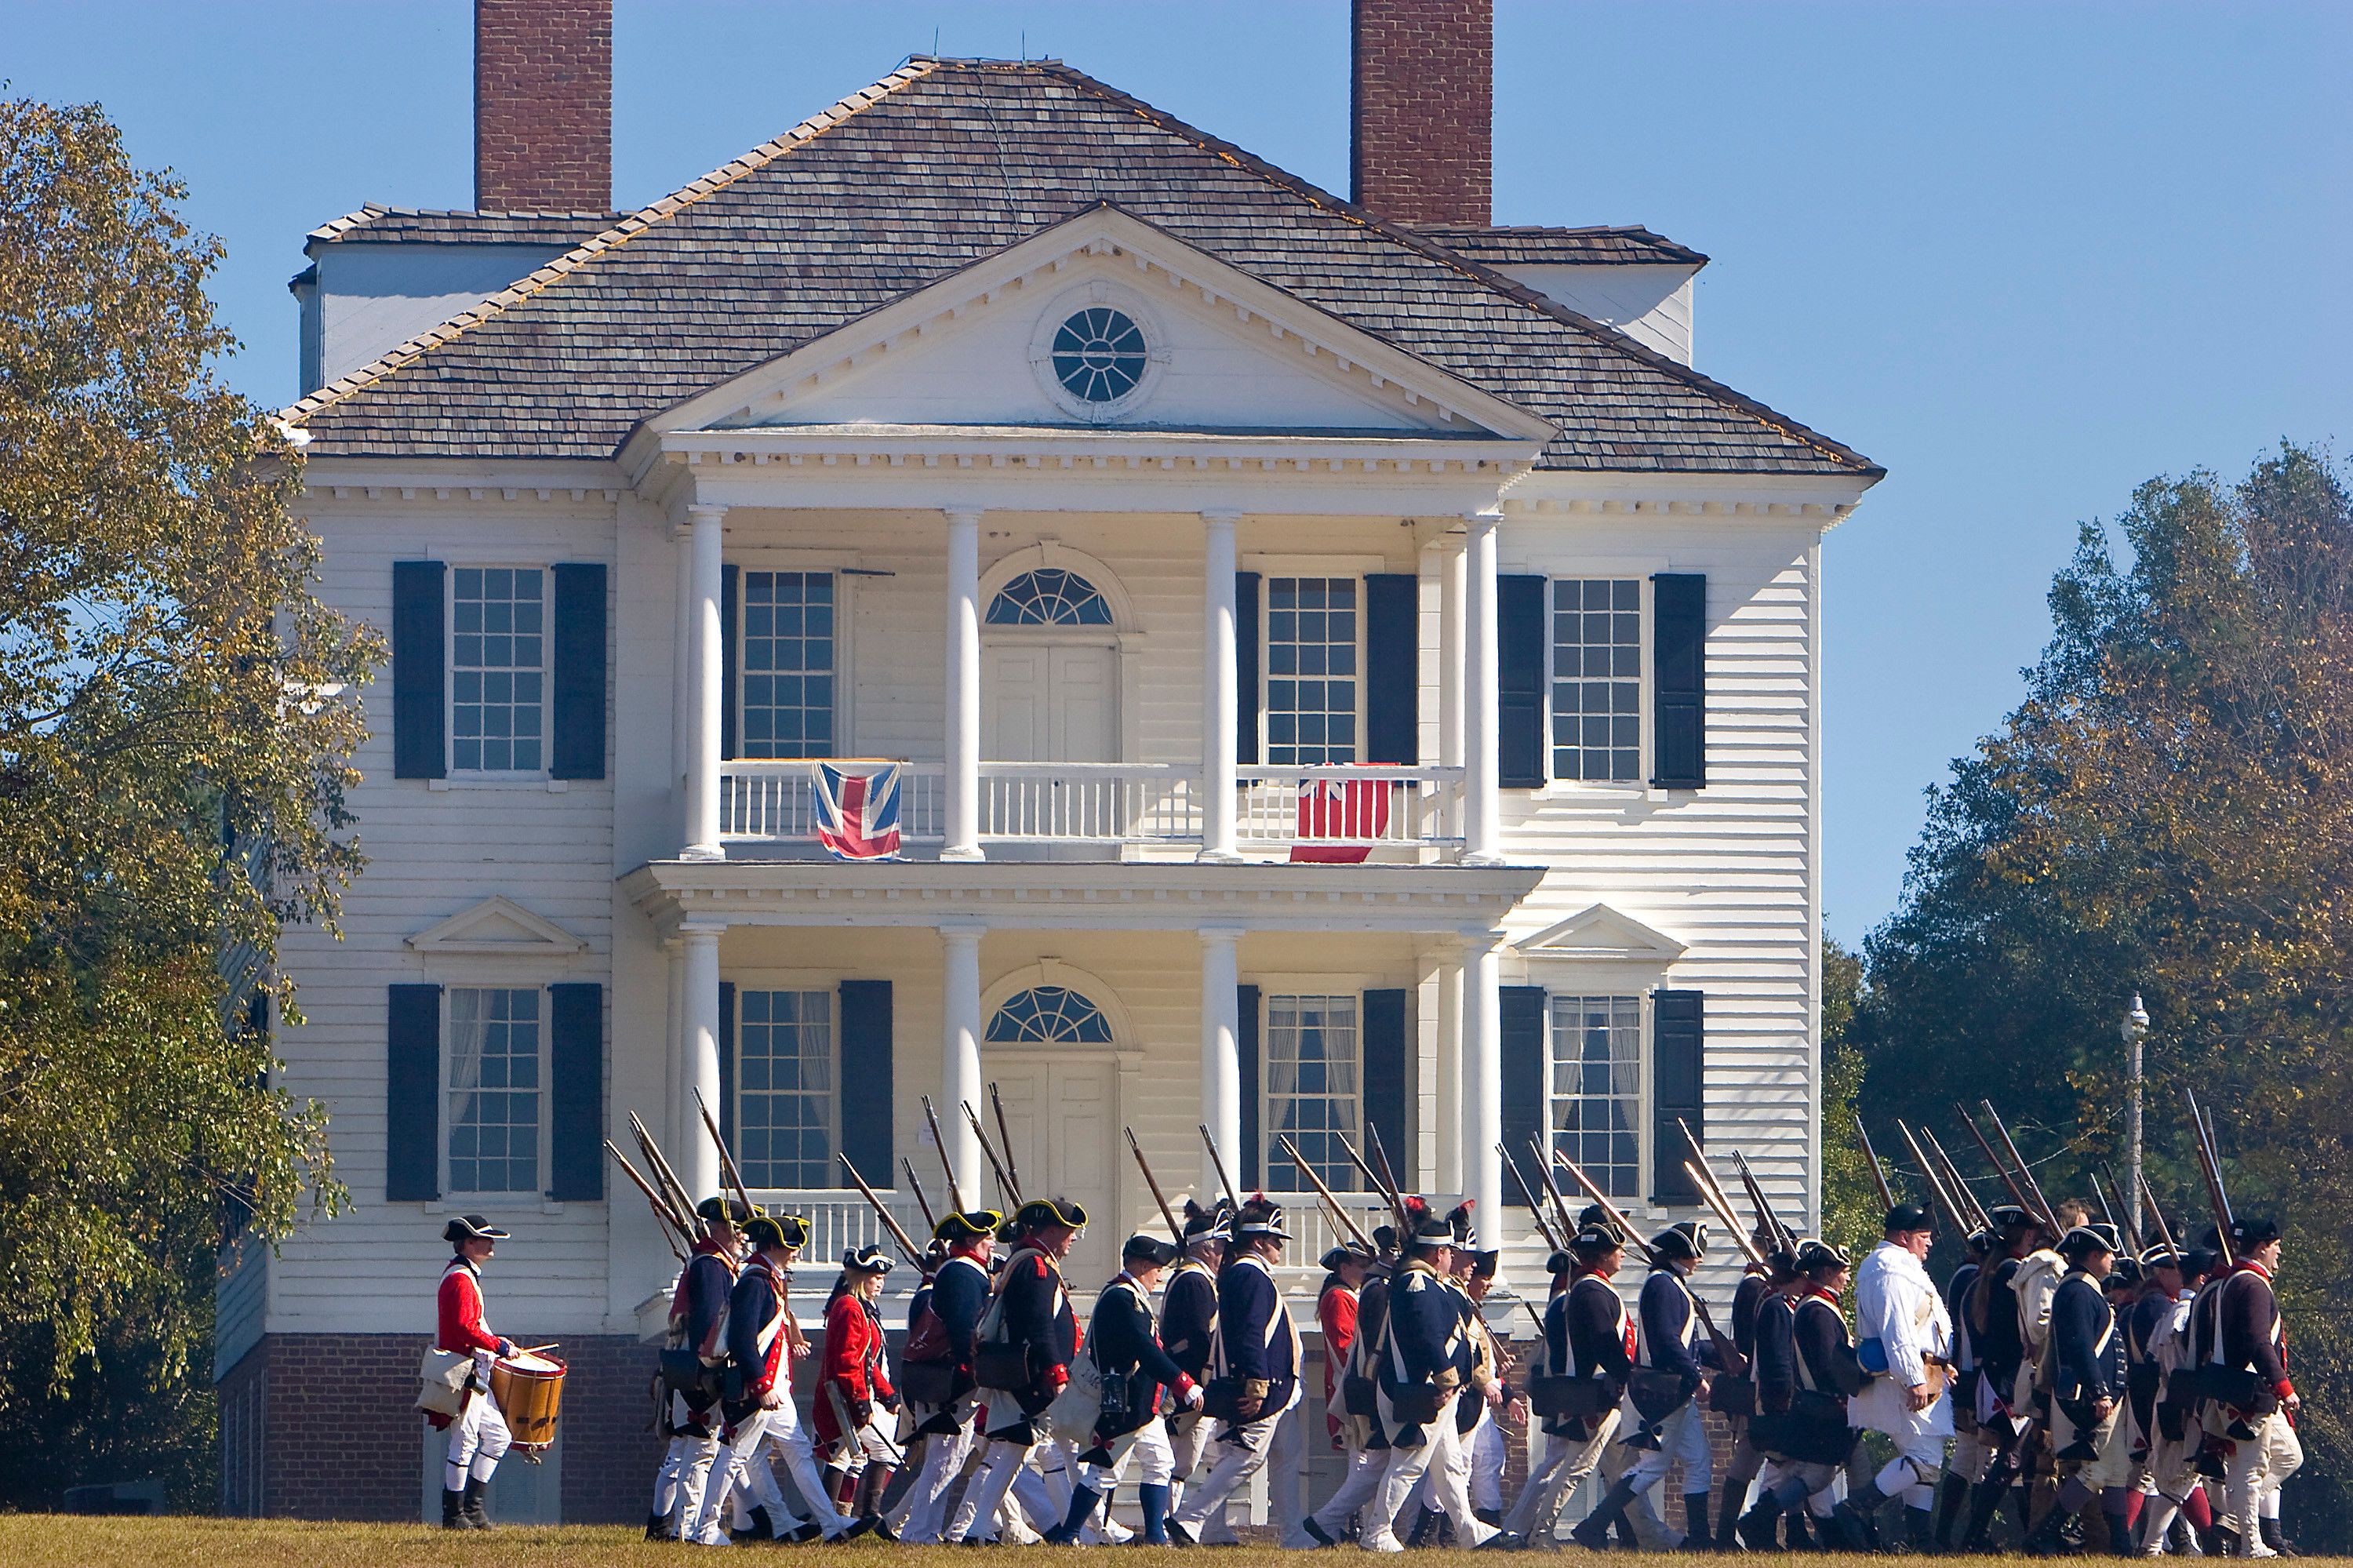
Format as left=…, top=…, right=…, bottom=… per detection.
left=1124, top=1233, right=1181, bottom=1268
left=933, top=1208, right=1002, bottom=1243
left=1990, top=1203, right=2038, bottom=1231
left=2137, top=1242, right=2183, bottom=1271
left=1882, top=1202, right=1932, bottom=1235
left=1795, top=1238, right=1851, bottom=1275
left=697, top=1195, right=755, bottom=1225
left=2060, top=1221, right=2124, bottom=1257
left=1471, top=1249, right=1501, bottom=1279
left=1544, top=1250, right=1575, bottom=1276
left=1443, top=1200, right=1475, bottom=1244
left=1320, top=1239, right=1377, bottom=1272
left=445, top=1213, right=511, bottom=1244
left=1650, top=1220, right=1707, bottom=1263
left=2231, top=1215, right=2282, bottom=1251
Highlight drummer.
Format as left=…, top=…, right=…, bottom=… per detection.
left=432, top=1214, right=518, bottom=1530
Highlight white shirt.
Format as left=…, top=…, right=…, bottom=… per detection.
left=1849, top=1239, right=1955, bottom=1438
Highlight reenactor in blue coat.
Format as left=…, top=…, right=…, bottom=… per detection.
left=1169, top=1196, right=1311, bottom=1546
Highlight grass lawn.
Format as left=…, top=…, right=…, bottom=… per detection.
left=5, top=1519, right=2350, bottom=1567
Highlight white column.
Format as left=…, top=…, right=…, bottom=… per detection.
left=1461, top=508, right=1503, bottom=867
left=664, top=939, right=686, bottom=1158
left=1198, top=926, right=1243, bottom=1196
left=1463, top=926, right=1505, bottom=1250
left=682, top=504, right=727, bottom=860
left=1438, top=533, right=1467, bottom=839
left=940, top=920, right=985, bottom=1201
left=673, top=526, right=694, bottom=807
left=942, top=508, right=984, bottom=862
left=1434, top=954, right=1464, bottom=1195
left=680, top=924, right=723, bottom=1203
left=1198, top=511, right=1242, bottom=863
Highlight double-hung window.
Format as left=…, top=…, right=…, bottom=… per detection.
left=1265, top=577, right=1359, bottom=766
left=740, top=571, right=835, bottom=759
left=1547, top=993, right=1642, bottom=1199
left=735, top=988, right=835, bottom=1188
left=451, top=567, right=547, bottom=773
left=446, top=986, right=545, bottom=1194
left=1550, top=578, right=1642, bottom=784
left=1264, top=993, right=1361, bottom=1193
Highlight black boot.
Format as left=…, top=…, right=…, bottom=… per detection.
left=733, top=1504, right=775, bottom=1542
left=1961, top=1476, right=2012, bottom=1552
left=1046, top=1484, right=1100, bottom=1545
left=1715, top=1486, right=1749, bottom=1554
left=2211, top=1526, right=2240, bottom=1558
left=645, top=1510, right=677, bottom=1541
left=1736, top=1497, right=1784, bottom=1553
left=442, top=1488, right=467, bottom=1530
left=2025, top=1501, right=2077, bottom=1558
left=1781, top=1508, right=1814, bottom=1552
left=1406, top=1506, right=1442, bottom=1548
left=1907, top=1505, right=1940, bottom=1555
left=1576, top=1479, right=1642, bottom=1550
left=460, top=1475, right=494, bottom=1531
left=2104, top=1508, right=2137, bottom=1557
left=1934, top=1473, right=1969, bottom=1551
left=1835, top=1477, right=1889, bottom=1552
left=1682, top=1490, right=1713, bottom=1552
left=2260, top=1518, right=2297, bottom=1557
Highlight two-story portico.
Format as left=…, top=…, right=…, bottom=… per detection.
left=220, top=21, right=1879, bottom=1523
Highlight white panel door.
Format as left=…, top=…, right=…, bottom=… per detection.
left=984, top=646, right=1053, bottom=762
left=986, top=1057, right=1120, bottom=1289
left=1048, top=645, right=1117, bottom=763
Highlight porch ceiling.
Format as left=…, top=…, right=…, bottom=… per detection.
left=621, top=858, right=1543, bottom=934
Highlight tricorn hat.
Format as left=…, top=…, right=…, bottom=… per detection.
left=2060, top=1221, right=2123, bottom=1258
left=743, top=1215, right=797, bottom=1251
left=1124, top=1234, right=1181, bottom=1269
left=1569, top=1222, right=1622, bottom=1257
left=2231, top=1216, right=2282, bottom=1251
left=1795, top=1238, right=1851, bottom=1275
left=1320, top=1239, right=1376, bottom=1272
left=842, top=1244, right=894, bottom=1275
left=1544, top=1249, right=1575, bottom=1276
left=1990, top=1203, right=2038, bottom=1232
left=445, top=1213, right=511, bottom=1244
left=1014, top=1196, right=1090, bottom=1233
left=1471, top=1249, right=1500, bottom=1279
left=933, top=1209, right=1002, bottom=1243
left=2138, top=1243, right=2183, bottom=1271
left=1651, top=1221, right=1707, bottom=1263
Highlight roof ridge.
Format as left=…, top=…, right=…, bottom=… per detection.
left=279, top=59, right=943, bottom=428
left=1036, top=60, right=1872, bottom=474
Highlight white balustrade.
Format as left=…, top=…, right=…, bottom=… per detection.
left=751, top=1186, right=932, bottom=1294
left=720, top=760, right=944, bottom=842
left=1235, top=766, right=1464, bottom=847
left=979, top=762, right=1198, bottom=842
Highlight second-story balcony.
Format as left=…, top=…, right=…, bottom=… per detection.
left=718, top=759, right=1466, bottom=860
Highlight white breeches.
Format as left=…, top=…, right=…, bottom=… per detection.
left=1868, top=1428, right=1947, bottom=1508
left=1081, top=1419, right=1176, bottom=1491
left=1627, top=1399, right=1713, bottom=1495
left=1504, top=1414, right=1618, bottom=1541
left=446, top=1390, right=511, bottom=1487
left=2224, top=1410, right=2302, bottom=1541
left=1173, top=1404, right=1304, bottom=1536
left=1310, top=1443, right=1387, bottom=1537
left=897, top=1410, right=975, bottom=1544
left=1363, top=1394, right=1497, bottom=1549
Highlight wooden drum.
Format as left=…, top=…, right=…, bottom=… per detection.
left=489, top=1352, right=566, bottom=1451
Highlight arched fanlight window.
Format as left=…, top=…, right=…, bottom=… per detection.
left=985, top=986, right=1114, bottom=1045
left=986, top=569, right=1114, bottom=628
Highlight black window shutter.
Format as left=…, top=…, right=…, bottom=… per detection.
left=386, top=984, right=442, bottom=1201
left=547, top=982, right=603, bottom=1200
left=1361, top=989, right=1409, bottom=1188
left=718, top=980, right=736, bottom=1148
left=1235, top=572, right=1260, bottom=766
left=1651, top=989, right=1705, bottom=1203
left=838, top=980, right=893, bottom=1181
left=551, top=563, right=607, bottom=780
left=1652, top=573, right=1707, bottom=789
left=1236, top=983, right=1261, bottom=1187
left=1500, top=986, right=1548, bottom=1201
left=1364, top=575, right=1420, bottom=765
left=391, top=561, right=446, bottom=780
left=719, top=563, right=740, bottom=762
left=1499, top=574, right=1547, bottom=789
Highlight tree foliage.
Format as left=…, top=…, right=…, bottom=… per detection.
left=0, top=97, right=375, bottom=1502
left=1854, top=444, right=2353, bottom=1541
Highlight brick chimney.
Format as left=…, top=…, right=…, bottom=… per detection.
left=1350, top=0, right=1492, bottom=227
left=475, top=0, right=612, bottom=211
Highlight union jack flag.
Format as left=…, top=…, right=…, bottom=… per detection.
left=811, top=762, right=903, bottom=861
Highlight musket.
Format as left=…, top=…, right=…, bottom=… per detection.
left=628, top=1112, right=705, bottom=1242
left=1555, top=1150, right=1744, bottom=1370
left=901, top=1159, right=939, bottom=1238
left=1896, top=1120, right=1963, bottom=1239
left=989, top=1082, right=1023, bottom=1205
left=1128, top=1128, right=1184, bottom=1245
left=965, top=1100, right=1023, bottom=1206
left=920, top=1096, right=969, bottom=1215
left=2185, top=1089, right=2235, bottom=1268
left=1980, top=1101, right=2060, bottom=1232
left=1857, top=1116, right=1896, bottom=1213
left=605, top=1141, right=689, bottom=1260
left=1529, top=1137, right=1580, bottom=1245
left=1336, top=1131, right=1408, bottom=1231
left=1287, top=1136, right=1374, bottom=1250
left=2140, top=1173, right=2181, bottom=1263
left=1363, top=1122, right=1406, bottom=1216
left=1730, top=1149, right=1796, bottom=1253
left=838, top=1152, right=924, bottom=1268
left=1956, top=1102, right=2051, bottom=1232
left=693, top=1086, right=759, bottom=1222
left=1497, top=1143, right=1562, bottom=1253
left=1676, top=1120, right=1766, bottom=1268
left=1199, top=1123, right=1240, bottom=1210
left=1921, top=1126, right=1991, bottom=1231
left=2097, top=1162, right=2144, bottom=1256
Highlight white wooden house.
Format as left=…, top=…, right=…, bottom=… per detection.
left=216, top=0, right=1880, bottom=1520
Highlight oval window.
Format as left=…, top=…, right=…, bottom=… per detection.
left=1050, top=307, right=1147, bottom=405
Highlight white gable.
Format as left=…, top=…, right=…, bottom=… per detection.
left=1513, top=902, right=1688, bottom=966
left=660, top=206, right=1555, bottom=445
left=406, top=894, right=588, bottom=958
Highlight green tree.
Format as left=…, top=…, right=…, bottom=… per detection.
left=0, top=97, right=375, bottom=1505
left=1817, top=933, right=1880, bottom=1253
left=1855, top=445, right=2353, bottom=1544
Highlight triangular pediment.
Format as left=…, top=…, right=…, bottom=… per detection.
left=406, top=896, right=587, bottom=957
left=1515, top=903, right=1687, bottom=965
left=652, top=205, right=1557, bottom=445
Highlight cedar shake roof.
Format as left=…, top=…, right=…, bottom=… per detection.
left=1408, top=224, right=1709, bottom=268
left=287, top=59, right=1876, bottom=478
left=304, top=205, right=626, bottom=249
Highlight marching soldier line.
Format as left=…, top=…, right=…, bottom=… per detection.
left=421, top=1099, right=2304, bottom=1555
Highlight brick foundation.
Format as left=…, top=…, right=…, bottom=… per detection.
left=216, top=1333, right=660, bottom=1522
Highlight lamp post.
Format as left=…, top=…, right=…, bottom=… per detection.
left=2123, top=993, right=2151, bottom=1238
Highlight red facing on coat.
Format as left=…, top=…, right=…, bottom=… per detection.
left=1318, top=1282, right=1358, bottom=1444
left=438, top=1261, right=504, bottom=1358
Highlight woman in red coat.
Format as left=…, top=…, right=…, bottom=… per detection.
left=431, top=1214, right=519, bottom=1530
left=814, top=1246, right=901, bottom=1532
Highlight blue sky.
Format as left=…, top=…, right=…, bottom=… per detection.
left=7, top=2, right=2345, bottom=942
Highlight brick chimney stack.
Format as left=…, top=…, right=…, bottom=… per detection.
left=1350, top=0, right=1492, bottom=227
left=475, top=0, right=612, bottom=211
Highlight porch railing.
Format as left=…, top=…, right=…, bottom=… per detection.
left=750, top=1186, right=933, bottom=1288
left=718, top=761, right=1464, bottom=855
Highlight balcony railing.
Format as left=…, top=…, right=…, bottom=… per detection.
left=718, top=762, right=1464, bottom=857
